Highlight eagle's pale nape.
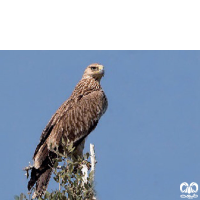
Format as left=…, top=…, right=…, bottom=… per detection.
left=27, top=63, right=108, bottom=199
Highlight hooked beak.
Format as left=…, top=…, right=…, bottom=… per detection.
left=98, top=65, right=105, bottom=76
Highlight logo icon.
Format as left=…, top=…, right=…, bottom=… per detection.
left=180, top=182, right=198, bottom=199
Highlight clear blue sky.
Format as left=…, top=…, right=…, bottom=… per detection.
left=0, top=51, right=200, bottom=200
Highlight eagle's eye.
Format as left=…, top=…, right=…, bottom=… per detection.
left=90, top=66, right=98, bottom=70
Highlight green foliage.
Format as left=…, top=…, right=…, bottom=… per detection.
left=14, top=193, right=29, bottom=200
left=15, top=140, right=96, bottom=200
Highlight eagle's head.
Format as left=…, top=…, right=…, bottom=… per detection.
left=83, top=63, right=104, bottom=81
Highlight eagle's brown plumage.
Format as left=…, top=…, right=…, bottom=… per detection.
left=28, top=63, right=108, bottom=198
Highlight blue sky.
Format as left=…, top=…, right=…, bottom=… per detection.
left=0, top=51, right=200, bottom=200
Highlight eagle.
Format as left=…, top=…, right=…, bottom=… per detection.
left=28, top=63, right=108, bottom=198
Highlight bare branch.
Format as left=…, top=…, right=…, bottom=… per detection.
left=90, top=144, right=97, bottom=200
left=90, top=144, right=96, bottom=174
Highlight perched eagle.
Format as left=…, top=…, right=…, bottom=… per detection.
left=28, top=63, right=108, bottom=198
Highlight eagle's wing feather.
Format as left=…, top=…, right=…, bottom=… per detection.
left=34, top=90, right=107, bottom=168
left=33, top=99, right=70, bottom=158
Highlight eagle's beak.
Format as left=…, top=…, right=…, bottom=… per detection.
left=98, top=65, right=104, bottom=76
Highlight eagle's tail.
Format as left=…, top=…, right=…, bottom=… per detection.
left=28, top=166, right=52, bottom=199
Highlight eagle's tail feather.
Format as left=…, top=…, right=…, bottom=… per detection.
left=28, top=167, right=52, bottom=199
